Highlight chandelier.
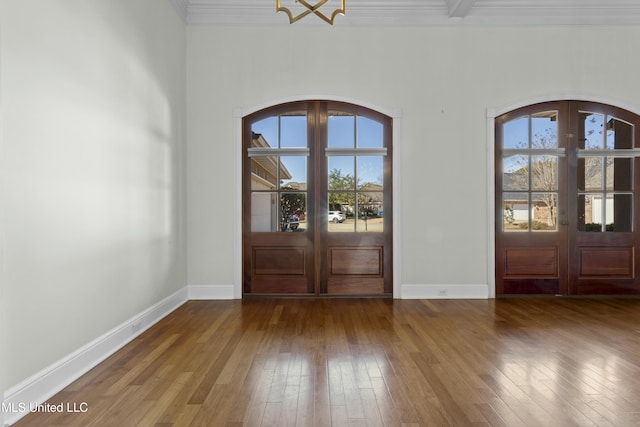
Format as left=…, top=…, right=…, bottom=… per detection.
left=276, top=0, right=345, bottom=25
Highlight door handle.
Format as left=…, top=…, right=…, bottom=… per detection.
left=560, top=220, right=569, bottom=226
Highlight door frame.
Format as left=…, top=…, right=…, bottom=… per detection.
left=488, top=94, right=640, bottom=298
left=234, top=95, right=403, bottom=299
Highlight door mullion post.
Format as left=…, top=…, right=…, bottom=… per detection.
left=313, top=101, right=327, bottom=295
left=566, top=101, right=580, bottom=296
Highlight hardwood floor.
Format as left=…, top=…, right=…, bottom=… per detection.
left=12, top=298, right=640, bottom=426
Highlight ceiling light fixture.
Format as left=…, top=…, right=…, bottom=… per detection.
left=276, top=0, right=345, bottom=25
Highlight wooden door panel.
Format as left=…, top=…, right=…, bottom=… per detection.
left=503, top=247, right=559, bottom=278
left=254, top=247, right=307, bottom=275
left=326, top=246, right=384, bottom=295
left=324, top=231, right=390, bottom=295
left=496, top=228, right=568, bottom=295
left=250, top=245, right=311, bottom=293
left=572, top=238, right=639, bottom=295
left=498, top=242, right=565, bottom=294
left=578, top=247, right=634, bottom=278
left=329, top=247, right=382, bottom=275
left=245, top=233, right=314, bottom=295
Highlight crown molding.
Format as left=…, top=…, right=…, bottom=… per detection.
left=447, top=0, right=476, bottom=18
left=169, top=0, right=640, bottom=26
left=168, top=0, right=189, bottom=24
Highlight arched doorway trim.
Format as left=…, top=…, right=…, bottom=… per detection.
left=234, top=95, right=402, bottom=298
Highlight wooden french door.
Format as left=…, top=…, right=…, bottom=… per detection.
left=496, top=101, right=640, bottom=295
left=242, top=101, right=392, bottom=296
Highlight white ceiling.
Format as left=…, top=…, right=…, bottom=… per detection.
left=169, top=0, right=640, bottom=26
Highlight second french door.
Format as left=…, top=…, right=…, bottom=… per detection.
left=496, top=100, right=640, bottom=295
left=242, top=101, right=393, bottom=296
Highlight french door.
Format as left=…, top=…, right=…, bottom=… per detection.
left=242, top=101, right=392, bottom=296
left=496, top=101, right=640, bottom=295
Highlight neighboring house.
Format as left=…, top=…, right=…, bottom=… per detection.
left=250, top=132, right=307, bottom=231
left=250, top=132, right=292, bottom=191
left=503, top=159, right=618, bottom=229
left=358, top=182, right=384, bottom=215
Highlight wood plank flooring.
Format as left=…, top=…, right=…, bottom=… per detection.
left=12, top=298, right=640, bottom=426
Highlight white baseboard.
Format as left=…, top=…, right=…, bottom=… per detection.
left=188, top=284, right=235, bottom=300
left=400, top=284, right=489, bottom=299
left=2, top=287, right=188, bottom=426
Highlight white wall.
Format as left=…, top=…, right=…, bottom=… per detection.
left=0, top=0, right=186, bottom=398
left=186, top=25, right=640, bottom=297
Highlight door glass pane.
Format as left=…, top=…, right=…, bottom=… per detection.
left=531, top=111, right=558, bottom=149
left=252, top=117, right=278, bottom=148
left=582, top=113, right=605, bottom=149
left=579, top=189, right=634, bottom=231
left=356, top=193, right=383, bottom=232
left=328, top=112, right=355, bottom=148
left=503, top=155, right=529, bottom=191
left=280, top=113, right=307, bottom=148
left=610, top=194, right=632, bottom=232
left=579, top=195, right=596, bottom=231
left=611, top=158, right=632, bottom=191
left=251, top=192, right=278, bottom=232
left=357, top=156, right=383, bottom=188
left=602, top=194, right=613, bottom=231
left=503, top=116, right=529, bottom=149
left=281, top=193, right=307, bottom=232
left=328, top=192, right=354, bottom=232
left=357, top=116, right=383, bottom=148
left=328, top=157, right=355, bottom=190
left=581, top=157, right=604, bottom=191
left=531, top=155, right=558, bottom=191
left=580, top=194, right=605, bottom=232
left=532, top=193, right=557, bottom=231
left=280, top=156, right=307, bottom=189
left=503, top=192, right=529, bottom=231
left=251, top=155, right=279, bottom=190
left=608, top=117, right=633, bottom=149
left=357, top=156, right=384, bottom=232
